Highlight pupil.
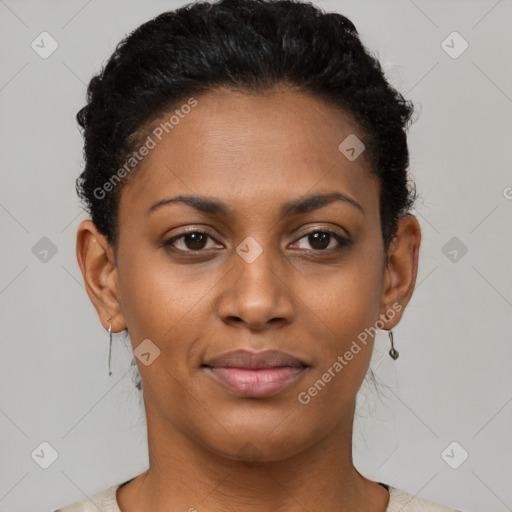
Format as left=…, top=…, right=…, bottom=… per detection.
left=309, top=232, right=330, bottom=250
left=185, top=233, right=207, bottom=250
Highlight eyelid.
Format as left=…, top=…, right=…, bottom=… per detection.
left=293, top=224, right=350, bottom=241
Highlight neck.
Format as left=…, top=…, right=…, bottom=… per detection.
left=117, top=399, right=389, bottom=512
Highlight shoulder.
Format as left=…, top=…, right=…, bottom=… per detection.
left=51, top=482, right=123, bottom=512
left=386, top=485, right=462, bottom=512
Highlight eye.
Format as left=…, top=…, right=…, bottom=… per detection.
left=291, top=230, right=350, bottom=252
left=163, top=228, right=350, bottom=255
left=163, top=231, right=222, bottom=253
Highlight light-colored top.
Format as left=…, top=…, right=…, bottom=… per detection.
left=52, top=478, right=462, bottom=511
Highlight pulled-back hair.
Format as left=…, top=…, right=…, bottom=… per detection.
left=76, top=0, right=416, bottom=258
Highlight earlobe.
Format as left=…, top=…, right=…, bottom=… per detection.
left=76, top=219, right=127, bottom=332
left=379, top=214, right=421, bottom=329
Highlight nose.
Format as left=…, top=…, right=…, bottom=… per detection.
left=216, top=242, right=295, bottom=332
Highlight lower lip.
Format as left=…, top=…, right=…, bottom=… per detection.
left=205, top=366, right=307, bottom=397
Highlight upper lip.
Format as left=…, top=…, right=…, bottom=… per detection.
left=203, top=349, right=308, bottom=369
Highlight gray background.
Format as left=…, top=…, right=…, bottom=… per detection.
left=1, top=0, right=511, bottom=511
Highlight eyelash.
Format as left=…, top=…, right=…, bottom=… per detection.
left=162, top=229, right=350, bottom=255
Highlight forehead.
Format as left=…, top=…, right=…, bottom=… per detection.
left=119, top=86, right=379, bottom=220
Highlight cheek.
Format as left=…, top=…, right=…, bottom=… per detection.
left=311, top=249, right=383, bottom=338
left=298, top=245, right=384, bottom=392
left=117, top=246, right=203, bottom=335
left=115, top=247, right=219, bottom=379
left=116, top=261, right=173, bottom=341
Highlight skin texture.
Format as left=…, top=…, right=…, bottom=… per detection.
left=76, top=86, right=421, bottom=512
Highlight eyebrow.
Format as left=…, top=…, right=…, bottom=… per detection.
left=147, top=192, right=364, bottom=217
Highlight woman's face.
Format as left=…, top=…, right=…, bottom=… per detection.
left=78, top=86, right=420, bottom=461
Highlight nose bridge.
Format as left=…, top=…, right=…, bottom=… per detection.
left=236, top=234, right=279, bottom=289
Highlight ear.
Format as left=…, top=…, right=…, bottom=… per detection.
left=76, top=219, right=127, bottom=332
left=379, top=214, right=421, bottom=328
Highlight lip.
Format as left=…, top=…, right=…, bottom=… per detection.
left=204, top=349, right=307, bottom=369
left=202, top=349, right=309, bottom=397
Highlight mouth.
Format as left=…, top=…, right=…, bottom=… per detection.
left=202, top=349, right=309, bottom=398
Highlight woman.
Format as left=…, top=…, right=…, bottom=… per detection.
left=54, top=0, right=461, bottom=510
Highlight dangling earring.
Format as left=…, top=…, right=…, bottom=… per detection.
left=388, top=329, right=399, bottom=360
left=107, top=319, right=113, bottom=376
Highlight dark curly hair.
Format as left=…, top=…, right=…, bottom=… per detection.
left=76, top=0, right=416, bottom=262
